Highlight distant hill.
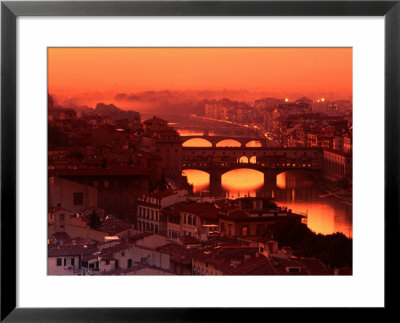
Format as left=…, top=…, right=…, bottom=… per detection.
left=94, top=103, right=140, bottom=120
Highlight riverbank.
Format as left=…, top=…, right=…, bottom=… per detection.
left=313, top=176, right=352, bottom=206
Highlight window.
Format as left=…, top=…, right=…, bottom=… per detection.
left=64, top=258, right=67, bottom=266
left=56, top=258, right=62, bottom=266
left=73, top=192, right=83, bottom=205
left=105, top=260, right=110, bottom=265
left=59, top=214, right=65, bottom=221
left=71, top=258, right=75, bottom=266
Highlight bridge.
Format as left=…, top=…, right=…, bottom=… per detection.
left=181, top=135, right=267, bottom=148
left=182, top=146, right=323, bottom=185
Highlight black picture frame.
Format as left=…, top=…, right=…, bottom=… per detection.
left=1, top=0, right=399, bottom=321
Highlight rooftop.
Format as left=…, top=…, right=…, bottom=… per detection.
left=155, top=243, right=192, bottom=265
left=48, top=244, right=97, bottom=257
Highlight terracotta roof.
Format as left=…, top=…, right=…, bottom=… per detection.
left=203, top=236, right=243, bottom=247
left=127, top=232, right=153, bottom=242
left=149, top=190, right=177, bottom=199
left=102, top=262, right=174, bottom=275
left=179, top=235, right=200, bottom=245
left=179, top=203, right=219, bottom=220
left=192, top=248, right=274, bottom=275
left=98, top=218, right=133, bottom=235
left=155, top=243, right=192, bottom=265
left=270, top=257, right=330, bottom=275
left=66, top=237, right=93, bottom=245
left=48, top=244, right=97, bottom=257
left=100, top=242, right=132, bottom=256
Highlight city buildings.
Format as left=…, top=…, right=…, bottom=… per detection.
left=47, top=93, right=352, bottom=276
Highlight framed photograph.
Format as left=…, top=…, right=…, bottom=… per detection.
left=1, top=0, right=399, bottom=321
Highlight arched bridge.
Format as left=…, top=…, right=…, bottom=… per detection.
left=181, top=135, right=267, bottom=148
left=182, top=146, right=323, bottom=184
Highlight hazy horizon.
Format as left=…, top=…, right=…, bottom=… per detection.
left=50, top=88, right=352, bottom=114
left=49, top=47, right=352, bottom=111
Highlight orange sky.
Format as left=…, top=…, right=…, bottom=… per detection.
left=48, top=47, right=352, bottom=97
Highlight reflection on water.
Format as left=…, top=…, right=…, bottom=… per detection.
left=222, top=169, right=264, bottom=198
left=182, top=168, right=352, bottom=238
left=182, top=169, right=209, bottom=193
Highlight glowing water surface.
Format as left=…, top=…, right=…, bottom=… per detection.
left=182, top=168, right=352, bottom=238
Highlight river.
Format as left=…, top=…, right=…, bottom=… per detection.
left=144, top=113, right=352, bottom=238
left=180, top=137, right=352, bottom=239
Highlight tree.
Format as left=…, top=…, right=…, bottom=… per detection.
left=89, top=211, right=101, bottom=230
left=269, top=219, right=352, bottom=268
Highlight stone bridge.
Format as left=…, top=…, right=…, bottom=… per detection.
left=182, top=146, right=323, bottom=185
left=181, top=135, right=267, bottom=148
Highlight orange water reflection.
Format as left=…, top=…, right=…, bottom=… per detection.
left=276, top=172, right=286, bottom=189
left=182, top=169, right=210, bottom=193
left=275, top=200, right=352, bottom=238
left=182, top=168, right=352, bottom=238
left=222, top=169, right=264, bottom=198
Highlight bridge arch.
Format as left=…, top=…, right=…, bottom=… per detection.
left=182, top=138, right=212, bottom=147
left=245, top=140, right=263, bottom=147
left=216, top=139, right=242, bottom=147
